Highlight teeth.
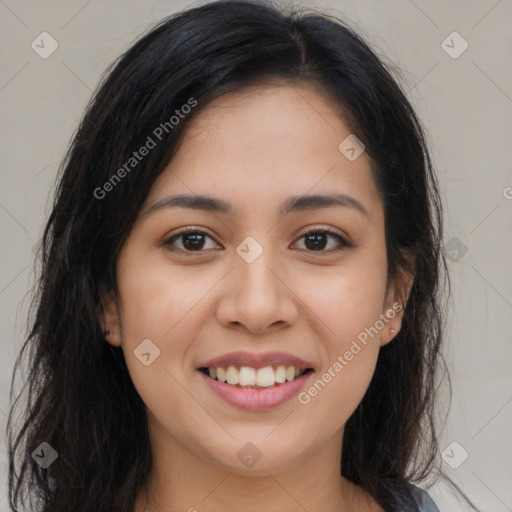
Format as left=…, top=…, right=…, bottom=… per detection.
left=275, top=365, right=286, bottom=383
left=226, top=365, right=239, bottom=385
left=216, top=367, right=226, bottom=383
left=239, top=366, right=256, bottom=386
left=207, top=364, right=307, bottom=387
left=256, top=366, right=275, bottom=387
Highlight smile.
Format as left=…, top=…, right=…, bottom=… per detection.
left=199, top=365, right=312, bottom=388
left=198, top=366, right=315, bottom=411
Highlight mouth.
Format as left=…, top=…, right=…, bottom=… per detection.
left=198, top=365, right=315, bottom=389
left=196, top=350, right=316, bottom=410
left=197, top=364, right=315, bottom=411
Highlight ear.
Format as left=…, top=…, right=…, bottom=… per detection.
left=380, top=249, right=415, bottom=347
left=98, top=288, right=122, bottom=347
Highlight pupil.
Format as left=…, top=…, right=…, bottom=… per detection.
left=305, top=233, right=326, bottom=251
left=183, top=233, right=204, bottom=250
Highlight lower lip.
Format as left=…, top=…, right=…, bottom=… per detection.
left=198, top=370, right=314, bottom=411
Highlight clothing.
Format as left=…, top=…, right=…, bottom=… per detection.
left=410, top=485, right=440, bottom=512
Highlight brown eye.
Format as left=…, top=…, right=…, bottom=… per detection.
left=180, top=232, right=206, bottom=250
left=164, top=228, right=221, bottom=253
left=294, top=229, right=351, bottom=253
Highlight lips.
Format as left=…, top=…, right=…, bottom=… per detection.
left=198, top=350, right=314, bottom=370
left=198, top=368, right=314, bottom=411
left=196, top=350, right=315, bottom=410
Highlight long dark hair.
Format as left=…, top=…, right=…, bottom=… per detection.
left=6, top=1, right=477, bottom=511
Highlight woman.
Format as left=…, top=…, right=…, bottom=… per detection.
left=7, top=1, right=478, bottom=510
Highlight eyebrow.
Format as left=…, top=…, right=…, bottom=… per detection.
left=142, top=193, right=370, bottom=218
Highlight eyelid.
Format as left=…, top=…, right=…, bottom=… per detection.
left=295, top=224, right=348, bottom=240
left=166, top=225, right=217, bottom=239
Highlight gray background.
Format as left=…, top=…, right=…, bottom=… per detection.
left=1, top=0, right=511, bottom=510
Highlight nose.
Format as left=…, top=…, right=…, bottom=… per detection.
left=215, top=245, right=299, bottom=334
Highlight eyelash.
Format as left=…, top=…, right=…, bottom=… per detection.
left=163, top=226, right=352, bottom=256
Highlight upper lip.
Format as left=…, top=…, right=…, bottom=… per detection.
left=198, top=351, right=314, bottom=370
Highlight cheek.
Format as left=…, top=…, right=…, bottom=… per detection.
left=117, top=253, right=213, bottom=340
left=302, top=255, right=388, bottom=344
left=295, top=252, right=386, bottom=418
left=114, top=256, right=199, bottom=392
left=115, top=262, right=206, bottom=434
left=304, top=353, right=377, bottom=434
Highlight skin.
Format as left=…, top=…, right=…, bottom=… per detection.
left=101, top=81, right=414, bottom=512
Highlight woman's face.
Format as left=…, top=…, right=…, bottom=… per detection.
left=102, top=82, right=409, bottom=475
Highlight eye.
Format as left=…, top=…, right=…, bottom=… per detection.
left=292, top=228, right=352, bottom=253
left=163, top=226, right=352, bottom=255
left=163, top=227, right=221, bottom=254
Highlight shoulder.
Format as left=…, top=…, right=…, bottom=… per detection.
left=355, top=482, right=441, bottom=512
left=410, top=485, right=441, bottom=512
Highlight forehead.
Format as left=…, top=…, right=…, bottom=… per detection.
left=146, top=82, right=382, bottom=221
